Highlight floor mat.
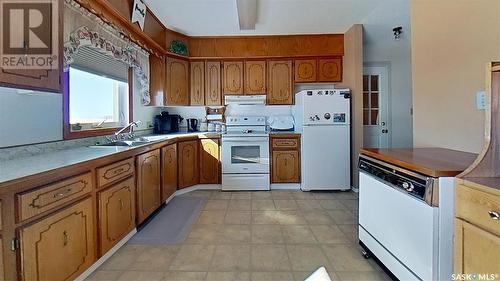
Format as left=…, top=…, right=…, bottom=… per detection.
left=128, top=196, right=207, bottom=245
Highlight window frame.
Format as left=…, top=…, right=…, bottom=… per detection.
left=63, top=68, right=133, bottom=140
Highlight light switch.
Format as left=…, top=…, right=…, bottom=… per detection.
left=476, top=91, right=486, bottom=110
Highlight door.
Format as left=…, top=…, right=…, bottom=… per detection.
left=363, top=66, right=390, bottom=148
left=294, top=59, right=317, bottom=82
left=149, top=55, right=165, bottom=106
left=178, top=141, right=199, bottom=189
left=165, top=57, right=189, bottom=105
left=136, top=149, right=161, bottom=223
left=244, top=60, right=266, bottom=94
left=98, top=177, right=136, bottom=254
left=267, top=60, right=293, bottom=105
left=161, top=143, right=177, bottom=201
left=199, top=139, right=221, bottom=184
left=223, top=61, right=244, bottom=95
left=221, top=137, right=270, bottom=174
left=19, top=197, right=95, bottom=281
left=272, top=151, right=300, bottom=183
left=205, top=61, right=222, bottom=105
left=190, top=61, right=205, bottom=105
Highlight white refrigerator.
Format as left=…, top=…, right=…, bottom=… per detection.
left=293, top=89, right=351, bottom=191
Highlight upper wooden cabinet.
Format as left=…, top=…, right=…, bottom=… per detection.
left=136, top=149, right=161, bottom=223
left=244, top=60, right=266, bottom=95
left=0, top=69, right=61, bottom=93
left=190, top=61, right=205, bottom=105
left=199, top=139, right=221, bottom=184
left=165, top=57, right=189, bottom=105
left=294, top=59, right=317, bottom=82
left=19, top=197, right=95, bottom=281
left=223, top=61, right=244, bottom=95
left=178, top=141, right=199, bottom=189
left=318, top=57, right=342, bottom=82
left=267, top=60, right=293, bottom=105
left=161, top=143, right=178, bottom=202
left=149, top=55, right=165, bottom=106
left=98, top=177, right=136, bottom=254
left=205, top=61, right=222, bottom=105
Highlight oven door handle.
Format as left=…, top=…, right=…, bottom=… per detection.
left=222, top=137, right=269, bottom=142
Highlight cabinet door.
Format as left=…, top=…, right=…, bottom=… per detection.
left=294, top=59, right=317, bottom=82
left=136, top=149, right=161, bottom=223
left=454, top=218, right=500, bottom=275
left=161, top=143, right=178, bottom=201
left=272, top=151, right=300, bottom=183
left=199, top=139, right=220, bottom=184
left=165, top=57, right=189, bottom=105
left=98, top=177, right=135, bottom=254
left=0, top=69, right=60, bottom=93
left=178, top=141, right=199, bottom=189
left=244, top=60, right=266, bottom=94
left=19, top=197, right=95, bottom=281
left=267, top=60, right=293, bottom=105
left=149, top=55, right=165, bottom=106
left=190, top=61, right=205, bottom=105
left=205, top=61, right=222, bottom=105
left=223, top=61, right=244, bottom=95
left=318, top=57, right=342, bottom=82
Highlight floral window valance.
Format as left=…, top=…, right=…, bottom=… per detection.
left=63, top=0, right=151, bottom=105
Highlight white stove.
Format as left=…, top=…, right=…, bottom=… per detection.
left=221, top=116, right=270, bottom=191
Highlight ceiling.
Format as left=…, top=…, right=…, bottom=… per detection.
left=144, top=0, right=386, bottom=36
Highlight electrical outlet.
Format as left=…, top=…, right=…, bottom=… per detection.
left=476, top=91, right=486, bottom=110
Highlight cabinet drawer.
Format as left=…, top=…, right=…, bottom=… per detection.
left=272, top=138, right=299, bottom=149
left=456, top=184, right=500, bottom=236
left=16, top=172, right=93, bottom=222
left=97, top=158, right=134, bottom=188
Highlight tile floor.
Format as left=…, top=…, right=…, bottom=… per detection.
left=86, top=190, right=392, bottom=281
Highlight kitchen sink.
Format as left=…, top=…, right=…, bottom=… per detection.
left=92, top=140, right=151, bottom=147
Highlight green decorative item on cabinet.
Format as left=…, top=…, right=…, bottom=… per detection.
left=170, top=40, right=188, bottom=56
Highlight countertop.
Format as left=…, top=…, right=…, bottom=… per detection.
left=462, top=177, right=500, bottom=191
left=269, top=131, right=301, bottom=137
left=361, top=148, right=478, bottom=178
left=0, top=132, right=220, bottom=185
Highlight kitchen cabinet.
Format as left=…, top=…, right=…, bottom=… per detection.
left=190, top=61, right=205, bottom=105
left=199, top=139, right=221, bottom=184
left=149, top=55, right=165, bottom=106
left=294, top=59, right=317, bottom=82
left=244, top=60, right=266, bottom=94
left=222, top=61, right=244, bottom=95
left=267, top=60, right=293, bottom=105
left=165, top=57, right=189, bottom=105
left=136, top=149, right=161, bottom=223
left=19, top=197, right=95, bottom=281
left=271, top=135, right=301, bottom=183
left=96, top=158, right=134, bottom=189
left=161, top=143, right=178, bottom=201
left=205, top=61, right=222, bottom=105
left=0, top=69, right=61, bottom=93
left=178, top=140, right=199, bottom=189
left=318, top=57, right=342, bottom=82
left=98, top=177, right=136, bottom=254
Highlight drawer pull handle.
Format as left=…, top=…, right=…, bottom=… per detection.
left=113, top=168, right=125, bottom=174
left=63, top=231, right=69, bottom=246
left=119, top=198, right=124, bottom=210
left=53, top=188, right=72, bottom=198
left=488, top=211, right=499, bottom=220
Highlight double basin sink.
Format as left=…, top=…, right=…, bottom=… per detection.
left=92, top=135, right=170, bottom=147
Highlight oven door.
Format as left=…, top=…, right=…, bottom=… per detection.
left=222, top=136, right=270, bottom=174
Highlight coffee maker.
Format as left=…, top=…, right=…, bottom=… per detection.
left=186, top=118, right=199, bottom=132
left=153, top=111, right=182, bottom=134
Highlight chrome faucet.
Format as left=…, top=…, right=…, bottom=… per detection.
left=113, top=120, right=142, bottom=140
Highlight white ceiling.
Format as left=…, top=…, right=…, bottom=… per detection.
left=144, top=0, right=387, bottom=36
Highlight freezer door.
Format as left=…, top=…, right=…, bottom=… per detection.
left=301, top=125, right=350, bottom=190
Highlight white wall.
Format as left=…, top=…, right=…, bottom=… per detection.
left=362, top=0, right=413, bottom=148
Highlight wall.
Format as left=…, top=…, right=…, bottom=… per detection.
left=338, top=24, right=364, bottom=188
left=411, top=0, right=500, bottom=153
left=363, top=0, right=413, bottom=148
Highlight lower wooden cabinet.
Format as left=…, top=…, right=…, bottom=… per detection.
left=178, top=141, right=199, bottom=189
left=199, top=139, right=221, bottom=184
left=272, top=151, right=300, bottom=183
left=136, top=149, right=161, bottom=224
left=161, top=143, right=178, bottom=201
left=98, top=177, right=136, bottom=254
left=18, top=197, right=95, bottom=281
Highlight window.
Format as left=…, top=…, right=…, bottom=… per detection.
left=69, top=67, right=129, bottom=131
left=363, top=74, right=379, bottom=126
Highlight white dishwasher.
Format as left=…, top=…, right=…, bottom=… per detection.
left=358, top=155, right=455, bottom=281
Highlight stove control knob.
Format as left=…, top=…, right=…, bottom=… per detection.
left=324, top=113, right=331, bottom=120
left=402, top=182, right=414, bottom=192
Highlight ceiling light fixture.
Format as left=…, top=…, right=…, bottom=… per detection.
left=236, top=0, right=257, bottom=30
left=393, top=26, right=403, bottom=40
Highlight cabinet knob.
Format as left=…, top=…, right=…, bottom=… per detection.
left=488, top=211, right=499, bottom=220
left=63, top=231, right=69, bottom=246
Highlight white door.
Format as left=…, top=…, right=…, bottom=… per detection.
left=363, top=66, right=390, bottom=148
